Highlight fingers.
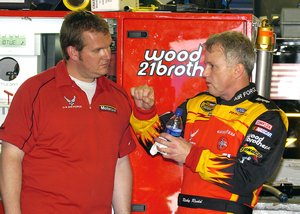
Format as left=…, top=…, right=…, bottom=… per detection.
left=131, top=85, right=154, bottom=99
left=155, top=134, right=192, bottom=164
left=155, top=134, right=175, bottom=155
left=131, top=85, right=155, bottom=110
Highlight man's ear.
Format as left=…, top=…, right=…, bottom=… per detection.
left=234, top=63, right=245, bottom=79
left=67, top=46, right=79, bottom=61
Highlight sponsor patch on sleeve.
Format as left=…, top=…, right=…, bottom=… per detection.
left=255, top=119, right=273, bottom=130
left=253, top=126, right=272, bottom=138
left=240, top=145, right=262, bottom=162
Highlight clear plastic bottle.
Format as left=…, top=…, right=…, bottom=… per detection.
left=165, top=108, right=183, bottom=137
left=150, top=108, right=183, bottom=156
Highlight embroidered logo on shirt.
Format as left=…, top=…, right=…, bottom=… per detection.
left=255, top=119, right=273, bottom=130
left=256, top=97, right=270, bottom=103
left=189, top=129, right=199, bottom=140
left=240, top=145, right=262, bottom=162
left=99, top=105, right=117, bottom=113
left=235, top=107, right=246, bottom=115
left=253, top=126, right=272, bottom=138
left=217, top=129, right=235, bottom=137
left=62, top=96, right=82, bottom=109
left=245, top=133, right=270, bottom=150
left=200, top=100, right=216, bottom=112
left=233, top=86, right=256, bottom=101
left=64, top=96, right=76, bottom=106
left=217, top=137, right=228, bottom=150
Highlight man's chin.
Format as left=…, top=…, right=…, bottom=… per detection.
left=96, top=70, right=109, bottom=77
left=207, top=89, right=218, bottom=97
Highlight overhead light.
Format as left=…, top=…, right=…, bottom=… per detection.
left=285, top=113, right=300, bottom=118
left=63, top=0, right=90, bottom=11
left=285, top=137, right=297, bottom=148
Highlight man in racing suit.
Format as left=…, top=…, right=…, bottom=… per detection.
left=130, top=31, right=288, bottom=213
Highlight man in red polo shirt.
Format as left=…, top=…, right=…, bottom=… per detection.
left=0, top=11, right=135, bottom=214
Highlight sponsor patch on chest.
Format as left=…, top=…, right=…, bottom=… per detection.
left=217, top=137, right=228, bottom=150
left=200, top=100, right=216, bottom=112
left=99, top=105, right=117, bottom=113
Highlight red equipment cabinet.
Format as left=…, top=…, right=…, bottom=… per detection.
left=0, top=10, right=255, bottom=213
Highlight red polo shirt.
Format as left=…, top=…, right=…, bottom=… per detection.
left=0, top=60, right=136, bottom=214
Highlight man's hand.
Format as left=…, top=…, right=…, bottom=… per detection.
left=130, top=85, right=155, bottom=110
left=155, top=133, right=192, bottom=164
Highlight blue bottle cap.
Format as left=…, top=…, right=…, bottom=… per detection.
left=175, top=108, right=183, bottom=116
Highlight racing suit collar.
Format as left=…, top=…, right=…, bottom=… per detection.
left=216, top=83, right=257, bottom=105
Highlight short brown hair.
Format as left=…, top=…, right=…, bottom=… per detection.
left=59, top=10, right=110, bottom=60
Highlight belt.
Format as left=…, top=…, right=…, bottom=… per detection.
left=178, top=193, right=253, bottom=214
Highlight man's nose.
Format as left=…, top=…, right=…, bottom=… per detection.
left=202, top=66, right=209, bottom=77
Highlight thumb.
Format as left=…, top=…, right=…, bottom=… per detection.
left=130, top=87, right=136, bottom=97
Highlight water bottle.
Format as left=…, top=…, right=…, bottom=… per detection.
left=165, top=108, right=183, bottom=137
left=150, top=108, right=183, bottom=156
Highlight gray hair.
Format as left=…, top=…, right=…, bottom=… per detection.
left=205, top=31, right=256, bottom=77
